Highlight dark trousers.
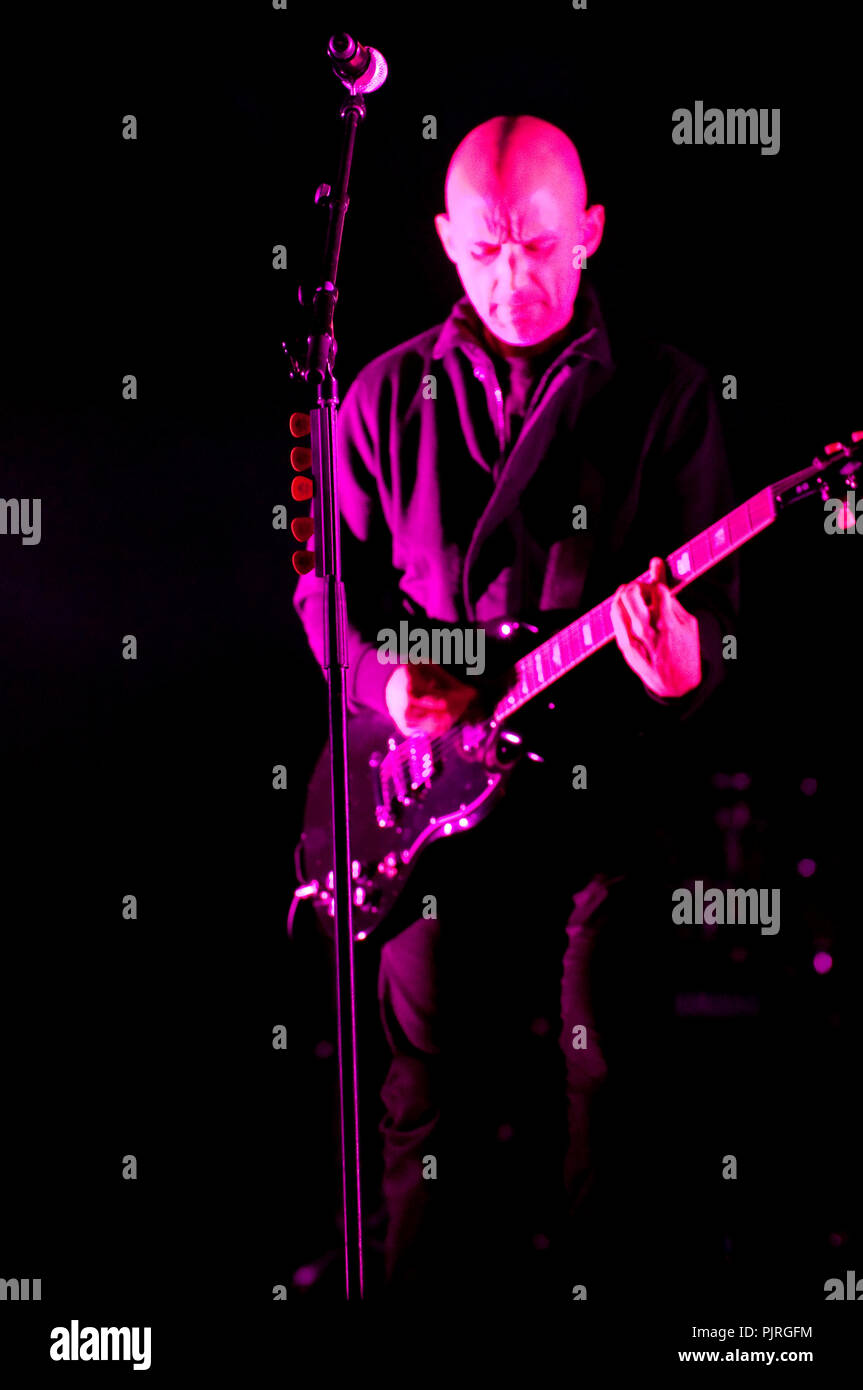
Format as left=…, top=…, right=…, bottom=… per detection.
left=373, top=844, right=673, bottom=1298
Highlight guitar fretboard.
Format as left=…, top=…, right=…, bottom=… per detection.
left=492, top=484, right=776, bottom=723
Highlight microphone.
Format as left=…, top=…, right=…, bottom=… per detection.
left=327, top=32, right=388, bottom=94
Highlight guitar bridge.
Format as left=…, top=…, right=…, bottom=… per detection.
left=406, top=734, right=435, bottom=787
left=376, top=733, right=435, bottom=822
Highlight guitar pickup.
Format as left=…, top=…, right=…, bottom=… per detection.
left=406, top=734, right=434, bottom=789
left=378, top=734, right=434, bottom=812
left=379, top=748, right=406, bottom=806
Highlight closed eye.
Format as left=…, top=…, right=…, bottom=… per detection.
left=471, top=238, right=557, bottom=259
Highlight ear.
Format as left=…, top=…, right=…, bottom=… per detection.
left=581, top=204, right=606, bottom=258
left=435, top=212, right=458, bottom=264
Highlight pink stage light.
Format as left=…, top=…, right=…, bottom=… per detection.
left=813, top=951, right=833, bottom=975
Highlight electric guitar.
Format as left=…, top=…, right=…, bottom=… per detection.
left=293, top=435, right=861, bottom=941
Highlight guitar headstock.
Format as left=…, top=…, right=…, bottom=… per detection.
left=771, top=431, right=863, bottom=511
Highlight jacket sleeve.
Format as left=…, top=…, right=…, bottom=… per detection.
left=633, top=362, right=740, bottom=721
left=292, top=371, right=399, bottom=717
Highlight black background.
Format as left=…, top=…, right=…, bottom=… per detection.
left=1, top=0, right=861, bottom=1368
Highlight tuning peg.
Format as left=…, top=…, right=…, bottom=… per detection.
left=852, top=430, right=863, bottom=443
left=824, top=442, right=845, bottom=455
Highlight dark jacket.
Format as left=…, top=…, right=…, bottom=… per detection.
left=294, top=279, right=739, bottom=736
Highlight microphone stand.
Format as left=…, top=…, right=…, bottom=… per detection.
left=290, top=40, right=383, bottom=1301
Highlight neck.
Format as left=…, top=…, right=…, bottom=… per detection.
left=481, top=316, right=574, bottom=360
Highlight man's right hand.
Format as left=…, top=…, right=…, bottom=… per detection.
left=385, top=663, right=480, bottom=737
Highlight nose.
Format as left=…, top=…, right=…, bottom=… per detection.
left=501, top=243, right=531, bottom=295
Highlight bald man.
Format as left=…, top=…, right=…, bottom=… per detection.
left=295, top=116, right=739, bottom=1299
left=435, top=115, right=603, bottom=363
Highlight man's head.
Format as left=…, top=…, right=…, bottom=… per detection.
left=435, top=115, right=605, bottom=350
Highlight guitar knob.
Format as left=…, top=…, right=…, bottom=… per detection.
left=487, top=729, right=523, bottom=769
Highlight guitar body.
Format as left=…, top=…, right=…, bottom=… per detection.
left=296, top=708, right=524, bottom=940
left=292, top=427, right=861, bottom=944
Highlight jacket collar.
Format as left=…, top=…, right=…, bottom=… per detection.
left=431, top=276, right=614, bottom=372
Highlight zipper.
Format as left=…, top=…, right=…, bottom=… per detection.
left=470, top=360, right=506, bottom=464
left=465, top=321, right=597, bottom=460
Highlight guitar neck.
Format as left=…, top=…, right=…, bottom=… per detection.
left=492, top=483, right=777, bottom=723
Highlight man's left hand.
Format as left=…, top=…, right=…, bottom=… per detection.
left=610, top=556, right=702, bottom=698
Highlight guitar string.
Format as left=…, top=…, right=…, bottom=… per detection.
left=386, top=639, right=572, bottom=777
left=387, top=627, right=584, bottom=772
left=377, top=475, right=836, bottom=796
left=382, top=529, right=726, bottom=777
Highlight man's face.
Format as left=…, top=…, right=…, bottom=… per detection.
left=435, top=158, right=604, bottom=348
